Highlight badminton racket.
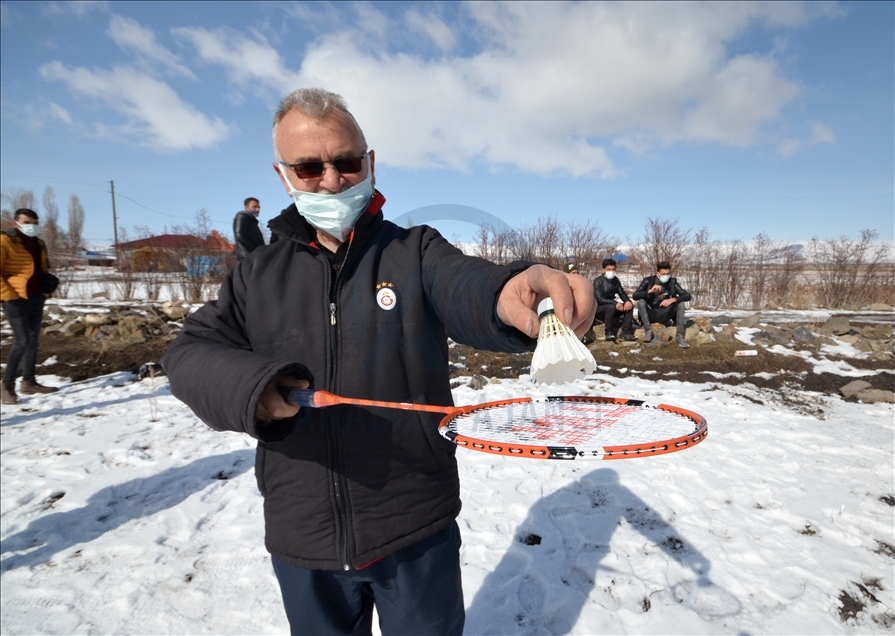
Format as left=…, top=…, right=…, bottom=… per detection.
left=282, top=390, right=707, bottom=461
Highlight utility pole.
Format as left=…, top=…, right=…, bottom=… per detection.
left=110, top=180, right=120, bottom=269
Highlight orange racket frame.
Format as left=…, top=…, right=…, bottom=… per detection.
left=282, top=390, right=708, bottom=461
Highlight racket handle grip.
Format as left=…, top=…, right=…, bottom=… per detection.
left=280, top=389, right=319, bottom=408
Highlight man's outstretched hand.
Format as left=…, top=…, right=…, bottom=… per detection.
left=256, top=375, right=310, bottom=422
left=497, top=264, right=597, bottom=339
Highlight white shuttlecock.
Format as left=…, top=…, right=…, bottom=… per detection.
left=530, top=297, right=597, bottom=385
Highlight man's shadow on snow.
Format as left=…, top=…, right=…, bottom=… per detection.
left=465, top=468, right=741, bottom=633
left=0, top=449, right=253, bottom=572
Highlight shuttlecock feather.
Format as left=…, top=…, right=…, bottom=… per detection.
left=530, top=298, right=597, bottom=385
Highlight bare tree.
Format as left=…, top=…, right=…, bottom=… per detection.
left=171, top=208, right=231, bottom=302
left=1, top=187, right=37, bottom=231
left=809, top=229, right=892, bottom=309
left=749, top=232, right=772, bottom=309
left=766, top=244, right=805, bottom=308
left=564, top=219, right=617, bottom=277
left=629, top=217, right=691, bottom=275
left=68, top=194, right=86, bottom=252
left=686, top=227, right=715, bottom=307
left=41, top=186, right=65, bottom=258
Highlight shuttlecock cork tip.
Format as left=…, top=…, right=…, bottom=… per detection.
left=537, top=297, right=554, bottom=319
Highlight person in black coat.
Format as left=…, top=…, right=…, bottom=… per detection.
left=162, top=87, right=597, bottom=634
left=632, top=260, right=692, bottom=348
left=233, top=197, right=265, bottom=260
left=592, top=257, right=635, bottom=342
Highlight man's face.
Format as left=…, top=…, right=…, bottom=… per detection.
left=603, top=265, right=617, bottom=274
left=245, top=200, right=260, bottom=215
left=273, top=110, right=374, bottom=195
left=15, top=215, right=38, bottom=228
left=657, top=268, right=671, bottom=278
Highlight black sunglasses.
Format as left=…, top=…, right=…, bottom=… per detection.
left=281, top=154, right=366, bottom=180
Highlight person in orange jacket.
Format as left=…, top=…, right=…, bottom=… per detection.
left=1, top=208, right=59, bottom=404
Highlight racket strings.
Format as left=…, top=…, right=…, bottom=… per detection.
left=448, top=401, right=699, bottom=449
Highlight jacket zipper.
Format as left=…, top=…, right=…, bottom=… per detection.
left=326, top=256, right=351, bottom=571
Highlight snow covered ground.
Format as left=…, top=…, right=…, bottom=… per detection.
left=2, top=345, right=893, bottom=634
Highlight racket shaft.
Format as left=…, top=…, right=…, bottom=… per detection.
left=281, top=389, right=455, bottom=414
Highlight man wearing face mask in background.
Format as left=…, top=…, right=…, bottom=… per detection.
left=633, top=260, right=692, bottom=348
left=233, top=197, right=265, bottom=260
left=1, top=209, right=60, bottom=404
left=592, top=257, right=635, bottom=342
left=161, top=88, right=596, bottom=634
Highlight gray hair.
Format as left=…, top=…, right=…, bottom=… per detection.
left=272, top=88, right=367, bottom=160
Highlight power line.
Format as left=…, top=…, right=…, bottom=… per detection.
left=113, top=191, right=229, bottom=227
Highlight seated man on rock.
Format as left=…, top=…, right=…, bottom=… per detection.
left=592, top=258, right=635, bottom=342
left=633, top=260, right=692, bottom=348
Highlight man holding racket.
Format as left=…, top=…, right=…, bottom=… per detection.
left=162, top=88, right=596, bottom=635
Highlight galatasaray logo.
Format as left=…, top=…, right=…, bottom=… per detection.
left=376, top=283, right=396, bottom=311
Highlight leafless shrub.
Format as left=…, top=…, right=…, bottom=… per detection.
left=682, top=230, right=746, bottom=308
left=760, top=240, right=805, bottom=309
left=171, top=209, right=233, bottom=303
left=685, top=228, right=715, bottom=308
left=808, top=230, right=893, bottom=309
left=565, top=220, right=616, bottom=277
left=629, top=217, right=691, bottom=275
left=477, top=216, right=617, bottom=275
left=52, top=266, right=79, bottom=300
left=1, top=187, right=37, bottom=231
left=473, top=225, right=515, bottom=265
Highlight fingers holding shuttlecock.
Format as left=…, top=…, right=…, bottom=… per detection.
left=530, top=298, right=597, bottom=385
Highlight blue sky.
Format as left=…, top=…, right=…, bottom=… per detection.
left=1, top=1, right=892, bottom=247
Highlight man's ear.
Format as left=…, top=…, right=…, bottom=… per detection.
left=272, top=163, right=292, bottom=195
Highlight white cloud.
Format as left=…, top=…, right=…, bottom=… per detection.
left=108, top=15, right=195, bottom=78
left=179, top=1, right=836, bottom=177
left=172, top=27, right=300, bottom=94
left=404, top=9, right=456, bottom=53
left=47, top=102, right=72, bottom=124
left=39, top=61, right=230, bottom=150
left=42, top=1, right=108, bottom=17
left=779, top=120, right=836, bottom=157
left=1, top=3, right=20, bottom=28
left=1, top=98, right=73, bottom=131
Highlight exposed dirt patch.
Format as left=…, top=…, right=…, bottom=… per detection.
left=449, top=338, right=893, bottom=396
left=838, top=590, right=865, bottom=622
left=3, top=324, right=893, bottom=397
left=2, top=333, right=175, bottom=382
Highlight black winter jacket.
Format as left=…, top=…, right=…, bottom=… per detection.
left=162, top=192, right=535, bottom=570
left=592, top=274, right=631, bottom=306
left=233, top=211, right=265, bottom=260
left=632, top=275, right=691, bottom=309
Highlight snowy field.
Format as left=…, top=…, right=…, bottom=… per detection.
left=2, top=342, right=893, bottom=635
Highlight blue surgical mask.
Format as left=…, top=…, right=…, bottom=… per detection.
left=278, top=158, right=373, bottom=242
left=658, top=275, right=671, bottom=284
left=17, top=222, right=39, bottom=238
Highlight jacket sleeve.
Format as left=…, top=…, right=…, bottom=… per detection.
left=671, top=279, right=691, bottom=304
left=419, top=228, right=536, bottom=353
left=0, top=234, right=22, bottom=301
left=234, top=214, right=265, bottom=253
left=617, top=281, right=631, bottom=304
left=592, top=276, right=616, bottom=305
left=632, top=276, right=652, bottom=301
left=160, top=264, right=311, bottom=442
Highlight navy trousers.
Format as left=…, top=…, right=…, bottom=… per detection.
left=2, top=296, right=45, bottom=383
left=271, top=521, right=465, bottom=636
